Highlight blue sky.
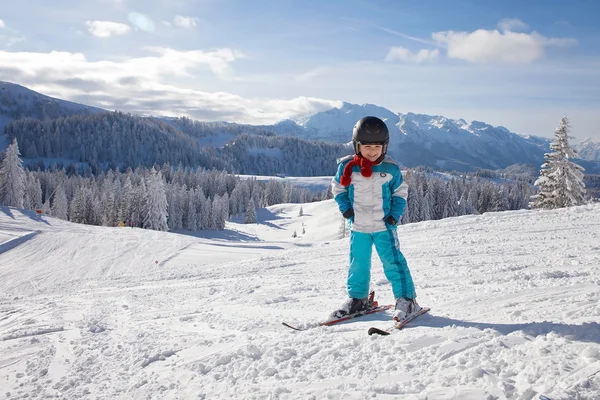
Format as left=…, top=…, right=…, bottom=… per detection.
left=1, top=0, right=599, bottom=140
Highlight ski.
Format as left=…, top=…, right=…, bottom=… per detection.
left=367, top=306, right=431, bottom=336
left=282, top=304, right=393, bottom=331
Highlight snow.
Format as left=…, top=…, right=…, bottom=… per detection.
left=236, top=174, right=332, bottom=192
left=1, top=201, right=600, bottom=399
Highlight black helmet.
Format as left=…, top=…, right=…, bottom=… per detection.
left=352, top=116, right=389, bottom=155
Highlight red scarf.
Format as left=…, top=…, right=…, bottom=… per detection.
left=340, top=155, right=383, bottom=186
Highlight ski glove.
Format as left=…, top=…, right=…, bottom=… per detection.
left=384, top=215, right=397, bottom=226
left=342, top=209, right=354, bottom=219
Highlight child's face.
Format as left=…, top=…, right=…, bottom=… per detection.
left=359, top=144, right=383, bottom=162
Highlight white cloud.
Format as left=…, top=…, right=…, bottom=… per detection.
left=432, top=27, right=577, bottom=64
left=145, top=47, right=246, bottom=77
left=385, top=46, right=439, bottom=63
left=86, top=20, right=131, bottom=38
left=0, top=48, right=320, bottom=124
left=498, top=18, right=529, bottom=32
left=0, top=47, right=245, bottom=82
left=0, top=19, right=5, bottom=29
left=173, top=15, right=199, bottom=29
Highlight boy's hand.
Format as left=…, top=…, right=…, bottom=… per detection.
left=384, top=215, right=397, bottom=226
left=342, top=209, right=354, bottom=219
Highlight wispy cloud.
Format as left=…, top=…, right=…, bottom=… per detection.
left=498, top=18, right=529, bottom=32
left=0, top=20, right=25, bottom=47
left=127, top=12, right=155, bottom=32
left=385, top=46, right=439, bottom=63
left=380, top=27, right=438, bottom=47
left=86, top=20, right=131, bottom=38
left=432, top=23, right=578, bottom=64
left=540, top=36, right=578, bottom=47
left=295, top=66, right=336, bottom=82
left=173, top=15, right=199, bottom=29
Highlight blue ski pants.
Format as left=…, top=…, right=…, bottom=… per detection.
left=347, top=229, right=416, bottom=300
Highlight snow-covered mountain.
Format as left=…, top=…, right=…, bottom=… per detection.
left=1, top=201, right=600, bottom=399
left=575, top=137, right=600, bottom=162
left=273, top=102, right=552, bottom=171
left=0, top=81, right=104, bottom=149
left=2, top=81, right=596, bottom=173
left=0, top=81, right=104, bottom=125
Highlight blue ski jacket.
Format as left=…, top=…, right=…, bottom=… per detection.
left=331, top=155, right=408, bottom=233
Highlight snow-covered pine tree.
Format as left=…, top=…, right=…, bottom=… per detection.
left=491, top=187, right=510, bottom=212
left=69, top=187, right=87, bottom=223
left=185, top=188, right=198, bottom=231
left=423, top=178, right=435, bottom=220
left=89, top=189, right=103, bottom=226
left=200, top=193, right=211, bottom=229
left=118, top=176, right=134, bottom=224
left=221, top=192, right=230, bottom=224
left=100, top=179, right=117, bottom=226
left=130, top=180, right=147, bottom=228
left=194, top=187, right=205, bottom=230
left=265, top=179, right=285, bottom=206
left=166, top=184, right=184, bottom=230
left=51, top=185, right=68, bottom=220
left=405, top=172, right=421, bottom=224
left=24, top=174, right=43, bottom=210
left=0, top=138, right=27, bottom=208
left=143, top=168, right=169, bottom=231
left=442, top=181, right=459, bottom=218
left=245, top=198, right=257, bottom=224
left=530, top=115, right=587, bottom=209
left=210, top=194, right=226, bottom=230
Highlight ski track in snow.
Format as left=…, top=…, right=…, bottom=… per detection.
left=1, top=202, right=600, bottom=399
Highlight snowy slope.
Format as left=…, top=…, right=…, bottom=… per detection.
left=1, top=201, right=600, bottom=399
left=237, top=174, right=332, bottom=192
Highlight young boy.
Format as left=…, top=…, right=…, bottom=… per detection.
left=330, top=116, right=421, bottom=321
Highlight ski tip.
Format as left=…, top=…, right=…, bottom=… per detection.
left=368, top=327, right=390, bottom=336
left=282, top=322, right=304, bottom=331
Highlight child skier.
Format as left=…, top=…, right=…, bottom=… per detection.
left=330, top=116, right=421, bottom=322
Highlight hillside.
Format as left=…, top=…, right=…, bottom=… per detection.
left=2, top=81, right=599, bottom=174
left=0, top=82, right=550, bottom=173
left=1, top=201, right=599, bottom=399
left=0, top=81, right=104, bottom=149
